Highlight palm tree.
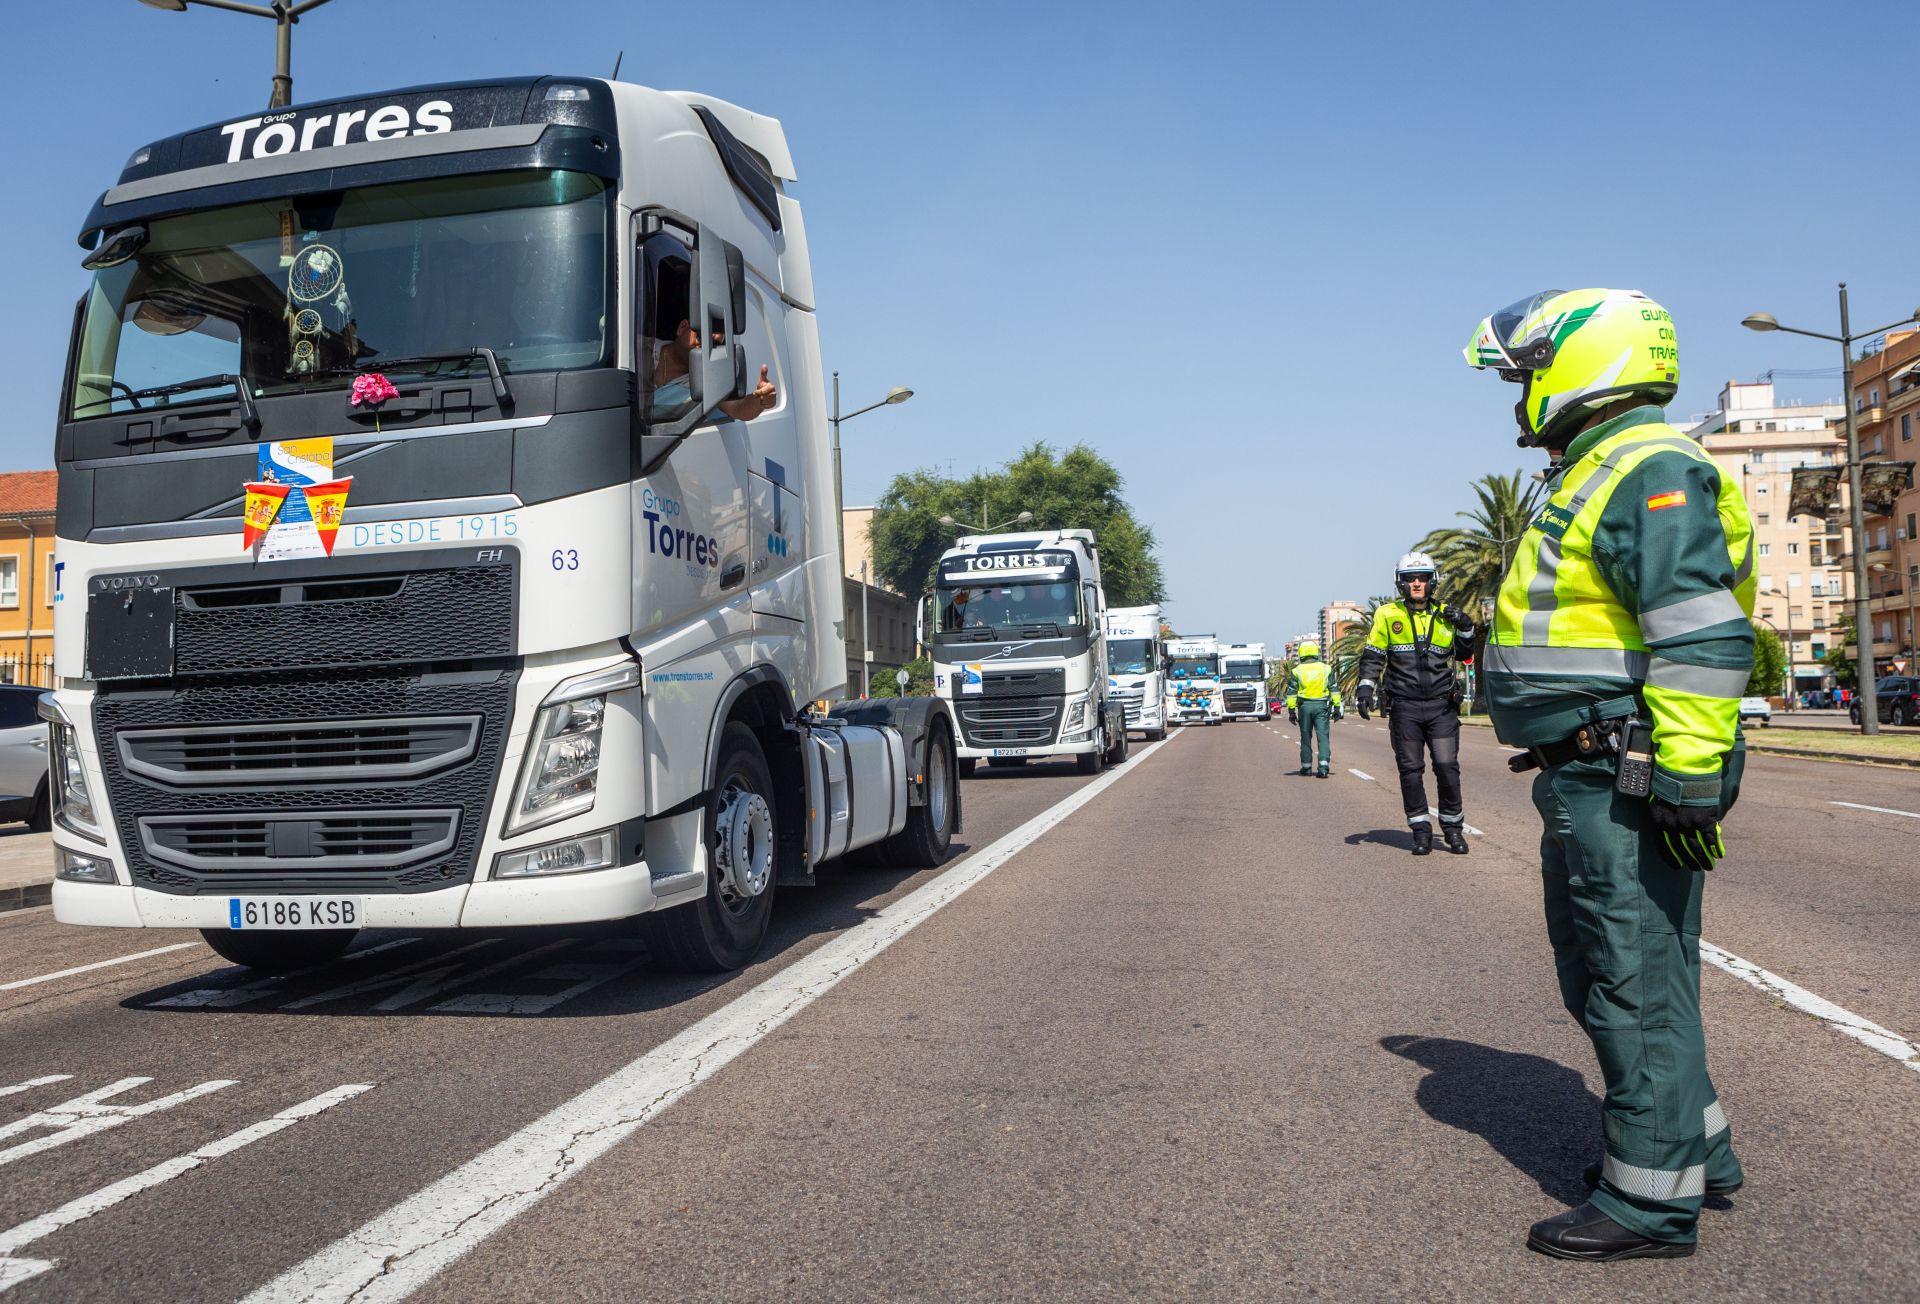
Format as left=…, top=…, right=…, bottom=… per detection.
left=1416, top=470, right=1543, bottom=617
left=1327, top=596, right=1390, bottom=695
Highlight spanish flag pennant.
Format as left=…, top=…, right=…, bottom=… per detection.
left=241, top=482, right=291, bottom=550
left=303, top=477, right=353, bottom=555
left=1645, top=490, right=1687, bottom=512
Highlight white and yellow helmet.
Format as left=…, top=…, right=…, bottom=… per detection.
left=1298, top=640, right=1321, bottom=660
left=1465, top=288, right=1679, bottom=447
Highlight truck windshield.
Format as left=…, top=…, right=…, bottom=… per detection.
left=1221, top=659, right=1264, bottom=681
left=70, top=169, right=610, bottom=420
left=1107, top=638, right=1154, bottom=674
left=1169, top=656, right=1217, bottom=679
left=938, top=580, right=1080, bottom=633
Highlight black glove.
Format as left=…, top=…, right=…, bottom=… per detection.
left=1286, top=708, right=1297, bottom=725
left=1444, top=605, right=1475, bottom=636
left=1355, top=683, right=1375, bottom=720
left=1333, top=703, right=1344, bottom=721
left=1649, top=800, right=1725, bottom=872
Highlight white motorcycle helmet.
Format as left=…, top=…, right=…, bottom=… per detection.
left=1395, top=551, right=1438, bottom=601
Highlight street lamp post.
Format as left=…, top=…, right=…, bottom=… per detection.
left=937, top=508, right=1034, bottom=535
left=137, top=0, right=336, bottom=108
left=830, top=372, right=913, bottom=565
left=1743, top=284, right=1920, bottom=734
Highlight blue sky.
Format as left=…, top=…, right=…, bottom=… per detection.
left=3, top=0, right=1914, bottom=646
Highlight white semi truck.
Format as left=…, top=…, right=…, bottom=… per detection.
left=1165, top=635, right=1223, bottom=725
left=1104, top=604, right=1167, bottom=741
left=1218, top=641, right=1268, bottom=722
left=927, top=529, right=1129, bottom=775
left=46, top=75, right=961, bottom=974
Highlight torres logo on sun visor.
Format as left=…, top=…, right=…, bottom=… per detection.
left=940, top=550, right=1076, bottom=577
left=182, top=86, right=534, bottom=167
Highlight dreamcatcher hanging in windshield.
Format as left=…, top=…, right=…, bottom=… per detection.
left=285, top=243, right=351, bottom=376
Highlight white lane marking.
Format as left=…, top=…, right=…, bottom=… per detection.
left=0, top=943, right=199, bottom=993
left=1349, top=768, right=1376, bottom=781
left=0, top=1083, right=373, bottom=1294
left=1700, top=942, right=1920, bottom=1076
left=245, top=731, right=1180, bottom=1304
left=1829, top=800, right=1920, bottom=821
left=1428, top=808, right=1486, bottom=837
left=0, top=1077, right=72, bottom=1101
left=0, top=1077, right=236, bottom=1167
left=146, top=938, right=420, bottom=1010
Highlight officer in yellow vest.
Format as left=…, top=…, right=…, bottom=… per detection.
left=1284, top=641, right=1341, bottom=777
left=1466, top=288, right=1754, bottom=1260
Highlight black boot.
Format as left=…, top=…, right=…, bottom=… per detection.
left=1296, top=766, right=1313, bottom=776
left=1316, top=768, right=1329, bottom=778
left=1527, top=1202, right=1693, bottom=1261
left=1410, top=825, right=1433, bottom=856
left=1441, top=823, right=1469, bottom=855
left=1584, top=1162, right=1742, bottom=1197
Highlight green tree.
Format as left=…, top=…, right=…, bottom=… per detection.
left=1823, top=610, right=1858, bottom=688
left=1267, top=657, right=1295, bottom=698
left=1416, top=470, right=1543, bottom=615
left=869, top=443, right=1166, bottom=604
left=1327, top=597, right=1389, bottom=695
left=1748, top=621, right=1786, bottom=698
left=869, top=655, right=935, bottom=698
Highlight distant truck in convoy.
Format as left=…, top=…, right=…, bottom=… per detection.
left=1104, top=604, right=1168, bottom=741
left=1165, top=635, right=1224, bottom=725
left=46, top=75, right=961, bottom=974
left=927, top=529, right=1129, bottom=775
left=1218, top=642, right=1268, bottom=721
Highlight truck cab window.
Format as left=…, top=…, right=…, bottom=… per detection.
left=638, top=231, right=698, bottom=425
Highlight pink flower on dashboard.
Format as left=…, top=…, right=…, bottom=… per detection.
left=350, top=372, right=399, bottom=408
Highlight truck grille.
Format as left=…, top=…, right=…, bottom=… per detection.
left=1223, top=687, right=1260, bottom=712
left=117, top=717, right=481, bottom=786
left=957, top=697, right=1063, bottom=747
left=140, top=810, right=459, bottom=872
left=95, top=665, right=517, bottom=895
left=981, top=668, right=1065, bottom=698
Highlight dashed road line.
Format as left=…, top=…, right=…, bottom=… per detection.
left=0, top=943, right=200, bottom=993
left=0, top=1077, right=235, bottom=1168
left=243, top=731, right=1180, bottom=1304
left=0, top=1083, right=373, bottom=1294
left=1829, top=800, right=1920, bottom=821
left=1349, top=768, right=1376, bottom=781
left=0, top=1077, right=71, bottom=1101
left=1701, top=942, right=1920, bottom=1076
left=1428, top=808, right=1486, bottom=837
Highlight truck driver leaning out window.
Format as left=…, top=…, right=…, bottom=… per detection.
left=641, top=237, right=777, bottom=422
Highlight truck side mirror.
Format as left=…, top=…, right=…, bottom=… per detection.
left=915, top=595, right=927, bottom=650
left=688, top=223, right=745, bottom=409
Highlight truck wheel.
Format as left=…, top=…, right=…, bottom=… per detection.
left=27, top=779, right=49, bottom=833
left=958, top=757, right=977, bottom=779
left=879, top=719, right=956, bottom=867
left=1076, top=732, right=1104, bottom=775
left=640, top=722, right=777, bottom=973
left=200, top=928, right=355, bottom=974
left=1106, top=719, right=1129, bottom=765
left=1148, top=725, right=1167, bottom=742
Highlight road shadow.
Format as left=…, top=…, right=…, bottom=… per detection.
left=1380, top=1034, right=1595, bottom=1206
left=1346, top=828, right=1417, bottom=851
left=120, top=839, right=973, bottom=1021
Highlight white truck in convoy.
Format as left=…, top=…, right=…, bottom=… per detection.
left=1166, top=635, right=1224, bottom=725
left=927, top=529, right=1129, bottom=775
left=1218, top=641, right=1268, bottom=722
left=1103, top=604, right=1168, bottom=741
left=46, top=75, right=961, bottom=974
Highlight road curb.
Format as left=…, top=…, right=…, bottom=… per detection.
left=0, top=880, right=52, bottom=914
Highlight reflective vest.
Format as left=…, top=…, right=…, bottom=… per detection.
left=1358, top=601, right=1468, bottom=702
left=1485, top=408, right=1755, bottom=776
left=1287, top=660, right=1340, bottom=708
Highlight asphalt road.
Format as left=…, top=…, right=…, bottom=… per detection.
left=2, top=720, right=1916, bottom=1300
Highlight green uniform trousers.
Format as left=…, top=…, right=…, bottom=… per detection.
left=1297, top=699, right=1331, bottom=774
left=1531, top=747, right=1745, bottom=1244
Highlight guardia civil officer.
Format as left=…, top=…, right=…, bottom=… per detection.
left=1466, top=288, right=1753, bottom=1260
left=1354, top=553, right=1475, bottom=855
left=1284, top=640, right=1341, bottom=777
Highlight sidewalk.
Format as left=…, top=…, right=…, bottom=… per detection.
left=0, top=828, right=55, bottom=913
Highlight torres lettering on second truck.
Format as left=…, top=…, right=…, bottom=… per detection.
left=927, top=530, right=1129, bottom=776
left=1166, top=635, right=1224, bottom=725
left=46, top=75, right=962, bottom=975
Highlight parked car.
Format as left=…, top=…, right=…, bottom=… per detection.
left=1737, top=696, right=1772, bottom=727
left=0, top=684, right=49, bottom=830
left=1269, top=697, right=1285, bottom=717
left=1850, top=676, right=1920, bottom=726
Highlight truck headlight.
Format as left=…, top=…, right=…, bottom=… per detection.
left=39, top=697, right=103, bottom=841
left=1063, top=694, right=1089, bottom=729
left=506, top=660, right=640, bottom=837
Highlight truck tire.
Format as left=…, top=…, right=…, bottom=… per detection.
left=1076, top=733, right=1104, bottom=775
left=1148, top=725, right=1167, bottom=742
left=27, top=779, right=49, bottom=833
left=878, top=718, right=956, bottom=867
left=958, top=757, right=977, bottom=779
left=640, top=722, right=777, bottom=973
left=200, top=927, right=355, bottom=973
left=1105, top=717, right=1129, bottom=765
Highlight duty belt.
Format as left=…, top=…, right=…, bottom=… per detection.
left=1508, top=719, right=1625, bottom=774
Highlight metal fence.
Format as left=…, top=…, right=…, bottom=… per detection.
left=0, top=655, right=56, bottom=688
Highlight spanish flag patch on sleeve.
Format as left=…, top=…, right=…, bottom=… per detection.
left=1646, top=490, right=1687, bottom=511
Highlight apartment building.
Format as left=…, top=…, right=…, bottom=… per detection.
left=1691, top=380, right=1847, bottom=694
left=0, top=472, right=57, bottom=687
left=1318, top=600, right=1365, bottom=650
left=1846, top=328, right=1920, bottom=674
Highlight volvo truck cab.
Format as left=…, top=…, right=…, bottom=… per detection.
left=46, top=76, right=960, bottom=974
left=927, top=530, right=1128, bottom=776
left=1104, top=604, right=1167, bottom=741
